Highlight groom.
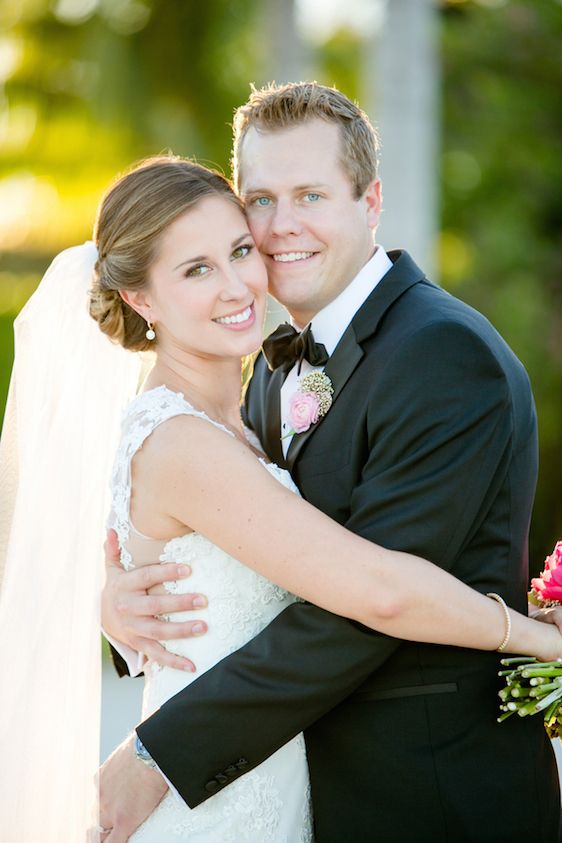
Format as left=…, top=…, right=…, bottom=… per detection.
left=100, top=83, right=560, bottom=841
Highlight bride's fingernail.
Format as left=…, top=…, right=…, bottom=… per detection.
left=193, top=595, right=207, bottom=608
left=177, top=565, right=191, bottom=576
left=192, top=622, right=206, bottom=635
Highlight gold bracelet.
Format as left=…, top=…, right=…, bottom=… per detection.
left=486, top=592, right=512, bottom=652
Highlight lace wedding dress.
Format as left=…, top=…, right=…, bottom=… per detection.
left=108, top=385, right=313, bottom=843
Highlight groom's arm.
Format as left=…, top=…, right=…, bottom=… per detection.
left=137, top=321, right=523, bottom=808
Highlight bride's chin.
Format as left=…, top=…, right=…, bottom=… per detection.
left=238, top=338, right=262, bottom=358
left=234, top=326, right=266, bottom=357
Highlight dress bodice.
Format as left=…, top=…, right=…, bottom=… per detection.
left=108, top=385, right=302, bottom=693
left=108, top=386, right=312, bottom=842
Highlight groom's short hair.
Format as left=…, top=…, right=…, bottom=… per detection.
left=232, top=82, right=380, bottom=200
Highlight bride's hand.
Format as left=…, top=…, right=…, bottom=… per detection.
left=528, top=602, right=562, bottom=636
left=530, top=614, right=562, bottom=662
left=102, top=529, right=208, bottom=671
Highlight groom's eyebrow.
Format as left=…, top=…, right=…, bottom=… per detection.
left=294, top=183, right=328, bottom=191
left=173, top=234, right=251, bottom=270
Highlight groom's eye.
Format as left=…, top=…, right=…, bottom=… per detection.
left=253, top=196, right=272, bottom=207
left=304, top=193, right=321, bottom=202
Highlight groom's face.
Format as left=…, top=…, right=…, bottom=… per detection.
left=239, top=118, right=381, bottom=326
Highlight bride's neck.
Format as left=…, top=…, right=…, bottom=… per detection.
left=144, top=348, right=244, bottom=431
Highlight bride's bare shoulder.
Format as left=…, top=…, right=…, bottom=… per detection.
left=133, top=410, right=260, bottom=481
left=129, top=411, right=254, bottom=536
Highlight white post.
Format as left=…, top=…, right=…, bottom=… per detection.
left=260, top=0, right=307, bottom=84
left=367, top=0, right=440, bottom=279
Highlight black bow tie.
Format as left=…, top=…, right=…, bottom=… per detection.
left=262, top=323, right=329, bottom=373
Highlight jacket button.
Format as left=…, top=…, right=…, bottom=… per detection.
left=216, top=773, right=228, bottom=785
left=235, top=757, right=249, bottom=769
left=204, top=780, right=219, bottom=793
left=225, top=765, right=237, bottom=777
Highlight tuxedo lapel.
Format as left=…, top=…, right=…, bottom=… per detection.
left=263, top=366, right=286, bottom=467
left=285, top=250, right=426, bottom=473
left=351, top=250, right=426, bottom=344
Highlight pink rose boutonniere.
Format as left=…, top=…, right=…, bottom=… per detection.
left=285, top=372, right=334, bottom=437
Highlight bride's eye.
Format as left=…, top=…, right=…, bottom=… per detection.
left=231, top=244, right=253, bottom=260
left=186, top=263, right=212, bottom=278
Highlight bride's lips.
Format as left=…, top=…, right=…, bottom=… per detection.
left=213, top=302, right=256, bottom=331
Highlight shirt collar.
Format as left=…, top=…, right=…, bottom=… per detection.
left=304, top=246, right=393, bottom=356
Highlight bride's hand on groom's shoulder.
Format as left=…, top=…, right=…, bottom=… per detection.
left=102, top=528, right=209, bottom=671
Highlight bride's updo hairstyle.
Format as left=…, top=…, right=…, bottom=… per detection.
left=90, top=155, right=242, bottom=351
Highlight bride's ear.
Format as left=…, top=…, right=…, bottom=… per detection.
left=119, top=289, right=151, bottom=321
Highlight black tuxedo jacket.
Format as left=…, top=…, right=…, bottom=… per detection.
left=138, top=252, right=560, bottom=842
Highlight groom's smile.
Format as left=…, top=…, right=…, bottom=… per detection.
left=271, top=251, right=316, bottom=263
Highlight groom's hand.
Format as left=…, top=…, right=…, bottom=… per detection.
left=99, top=733, right=168, bottom=842
left=102, top=529, right=208, bottom=672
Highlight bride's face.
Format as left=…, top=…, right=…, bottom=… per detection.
left=142, top=195, right=268, bottom=359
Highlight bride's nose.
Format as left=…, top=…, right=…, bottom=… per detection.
left=219, top=265, right=250, bottom=300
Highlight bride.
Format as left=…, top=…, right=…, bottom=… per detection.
left=1, top=155, right=561, bottom=843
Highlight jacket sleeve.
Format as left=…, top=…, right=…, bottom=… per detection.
left=137, top=321, right=515, bottom=807
left=106, top=637, right=145, bottom=678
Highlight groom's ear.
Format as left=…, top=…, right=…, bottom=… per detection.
left=364, top=178, right=382, bottom=229
left=119, top=289, right=151, bottom=321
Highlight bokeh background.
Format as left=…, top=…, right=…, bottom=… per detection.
left=1, top=0, right=561, bottom=569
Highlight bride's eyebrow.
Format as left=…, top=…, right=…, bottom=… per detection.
left=174, top=255, right=207, bottom=270
left=173, top=234, right=252, bottom=271
left=230, top=233, right=253, bottom=247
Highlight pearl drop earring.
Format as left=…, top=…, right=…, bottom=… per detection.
left=145, top=320, right=156, bottom=341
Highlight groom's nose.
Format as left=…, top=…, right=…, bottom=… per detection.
left=269, top=198, right=304, bottom=238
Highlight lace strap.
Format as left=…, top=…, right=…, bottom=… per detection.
left=123, top=385, right=235, bottom=442
left=109, top=386, right=234, bottom=568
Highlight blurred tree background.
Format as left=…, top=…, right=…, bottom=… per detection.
left=0, top=0, right=560, bottom=567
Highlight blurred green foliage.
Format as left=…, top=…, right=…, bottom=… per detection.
left=0, top=0, right=560, bottom=564
left=438, top=0, right=562, bottom=565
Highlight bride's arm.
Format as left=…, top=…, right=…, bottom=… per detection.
left=132, top=414, right=561, bottom=661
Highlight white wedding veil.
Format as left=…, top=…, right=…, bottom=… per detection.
left=0, top=242, right=140, bottom=841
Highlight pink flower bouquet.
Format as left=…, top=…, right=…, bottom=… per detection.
left=531, top=542, right=562, bottom=606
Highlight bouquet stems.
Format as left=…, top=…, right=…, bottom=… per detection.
left=497, top=657, right=562, bottom=738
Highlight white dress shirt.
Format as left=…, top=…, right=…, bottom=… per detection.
left=280, top=245, right=392, bottom=456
